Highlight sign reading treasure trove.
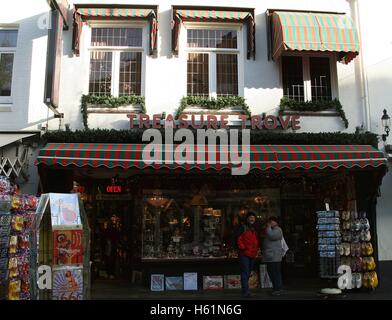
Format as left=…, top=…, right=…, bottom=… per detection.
left=128, top=114, right=301, bottom=130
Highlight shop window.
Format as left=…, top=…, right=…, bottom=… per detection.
left=140, top=187, right=280, bottom=260
left=186, top=28, right=240, bottom=97
left=0, top=29, right=17, bottom=103
left=281, top=55, right=335, bottom=102
left=88, top=27, right=143, bottom=96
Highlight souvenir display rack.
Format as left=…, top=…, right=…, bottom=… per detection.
left=317, top=210, right=341, bottom=278
left=0, top=176, right=38, bottom=300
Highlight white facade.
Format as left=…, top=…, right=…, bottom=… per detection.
left=0, top=0, right=391, bottom=260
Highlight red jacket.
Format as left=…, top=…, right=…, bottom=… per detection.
left=237, top=227, right=260, bottom=258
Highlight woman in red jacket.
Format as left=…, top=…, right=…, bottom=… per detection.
left=237, top=211, right=259, bottom=298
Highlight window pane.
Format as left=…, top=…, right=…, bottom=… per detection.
left=119, top=52, right=142, bottom=96
left=89, top=51, right=112, bottom=96
left=0, top=30, right=18, bottom=47
left=310, top=57, right=332, bottom=101
left=217, top=54, right=238, bottom=96
left=91, top=28, right=142, bottom=47
left=282, top=56, right=304, bottom=102
left=187, top=29, right=237, bottom=49
left=187, top=53, right=209, bottom=97
left=0, top=53, right=14, bottom=96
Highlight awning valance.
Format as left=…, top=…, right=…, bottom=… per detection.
left=172, top=6, right=255, bottom=59
left=36, top=143, right=386, bottom=172
left=270, top=11, right=360, bottom=64
left=72, top=5, right=158, bottom=56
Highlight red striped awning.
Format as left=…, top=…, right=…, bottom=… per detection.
left=271, top=11, right=360, bottom=64
left=172, top=6, right=255, bottom=59
left=72, top=5, right=158, bottom=56
left=35, top=143, right=386, bottom=172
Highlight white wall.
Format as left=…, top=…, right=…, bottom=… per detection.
left=0, top=0, right=56, bottom=131
left=354, top=0, right=392, bottom=261
left=60, top=0, right=359, bottom=132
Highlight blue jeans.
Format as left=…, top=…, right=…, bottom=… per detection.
left=239, top=255, right=255, bottom=295
left=266, top=262, right=283, bottom=291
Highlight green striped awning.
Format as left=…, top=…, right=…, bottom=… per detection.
left=35, top=143, right=386, bottom=172
left=272, top=11, right=359, bottom=64
left=172, top=7, right=255, bottom=59
left=72, top=5, right=158, bottom=56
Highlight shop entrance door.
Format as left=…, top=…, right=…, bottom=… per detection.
left=281, top=200, right=318, bottom=279
left=91, top=199, right=135, bottom=282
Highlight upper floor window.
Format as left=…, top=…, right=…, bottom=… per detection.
left=282, top=55, right=335, bottom=102
left=186, top=28, right=240, bottom=97
left=88, top=27, right=143, bottom=96
left=0, top=29, right=18, bottom=101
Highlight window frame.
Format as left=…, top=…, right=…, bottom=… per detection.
left=279, top=52, right=339, bottom=102
left=181, top=21, right=245, bottom=98
left=85, top=21, right=147, bottom=97
left=0, top=26, right=18, bottom=105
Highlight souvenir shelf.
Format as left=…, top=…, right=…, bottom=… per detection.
left=33, top=193, right=91, bottom=300
left=316, top=210, right=341, bottom=278
left=339, top=210, right=378, bottom=289
left=0, top=176, right=38, bottom=300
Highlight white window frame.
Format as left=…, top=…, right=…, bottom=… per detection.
left=279, top=52, right=339, bottom=101
left=85, top=21, right=147, bottom=97
left=0, top=26, right=18, bottom=105
left=181, top=21, right=245, bottom=98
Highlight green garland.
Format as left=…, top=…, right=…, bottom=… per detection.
left=81, top=94, right=146, bottom=129
left=279, top=97, right=349, bottom=129
left=175, top=96, right=251, bottom=119
left=42, top=129, right=379, bottom=148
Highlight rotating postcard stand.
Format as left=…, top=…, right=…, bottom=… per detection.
left=32, top=193, right=90, bottom=300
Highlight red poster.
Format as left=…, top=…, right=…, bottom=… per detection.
left=53, top=230, right=83, bottom=265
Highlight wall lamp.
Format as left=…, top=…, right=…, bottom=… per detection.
left=381, top=109, right=391, bottom=142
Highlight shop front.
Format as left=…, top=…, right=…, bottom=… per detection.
left=35, top=139, right=387, bottom=293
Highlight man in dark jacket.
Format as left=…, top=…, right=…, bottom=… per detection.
left=262, top=216, right=284, bottom=295
left=237, top=211, right=259, bottom=297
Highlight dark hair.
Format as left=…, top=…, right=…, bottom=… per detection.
left=246, top=211, right=257, bottom=219
left=268, top=216, right=279, bottom=223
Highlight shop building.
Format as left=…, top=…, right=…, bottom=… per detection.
left=1, top=0, right=392, bottom=293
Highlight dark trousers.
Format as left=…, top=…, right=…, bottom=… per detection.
left=239, top=255, right=254, bottom=295
left=266, top=262, right=283, bottom=291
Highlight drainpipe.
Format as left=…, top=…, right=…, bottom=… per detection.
left=350, top=0, right=371, bottom=131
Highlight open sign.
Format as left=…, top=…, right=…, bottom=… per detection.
left=106, top=185, right=122, bottom=193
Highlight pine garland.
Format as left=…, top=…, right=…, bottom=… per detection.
left=279, top=97, right=349, bottom=129
left=42, top=129, right=378, bottom=148
left=81, top=94, right=145, bottom=129
left=175, top=96, right=252, bottom=119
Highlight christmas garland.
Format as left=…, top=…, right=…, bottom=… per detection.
left=81, top=94, right=146, bottom=129
left=279, top=97, right=349, bottom=129
left=175, top=96, right=252, bottom=119
left=42, top=129, right=378, bottom=148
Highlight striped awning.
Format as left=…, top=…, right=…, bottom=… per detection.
left=172, top=6, right=255, bottom=59
left=271, top=11, right=359, bottom=64
left=36, top=143, right=386, bottom=172
left=72, top=5, right=158, bottom=56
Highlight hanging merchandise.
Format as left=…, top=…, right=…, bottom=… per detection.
left=316, top=210, right=341, bottom=278
left=340, top=210, right=378, bottom=290
left=0, top=176, right=39, bottom=300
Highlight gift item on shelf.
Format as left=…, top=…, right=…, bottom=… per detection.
left=224, top=275, right=241, bottom=289
left=184, top=272, right=198, bottom=290
left=165, top=276, right=183, bottom=290
left=203, top=276, right=223, bottom=290
left=316, top=210, right=341, bottom=278
left=150, top=274, right=165, bottom=291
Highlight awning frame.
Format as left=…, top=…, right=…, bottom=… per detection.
left=172, top=5, right=255, bottom=60
left=72, top=4, right=158, bottom=56
left=266, top=9, right=359, bottom=64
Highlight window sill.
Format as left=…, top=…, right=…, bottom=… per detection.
left=182, top=105, right=246, bottom=115
left=0, top=104, right=12, bottom=112
left=280, top=109, right=340, bottom=117
left=86, top=104, right=143, bottom=114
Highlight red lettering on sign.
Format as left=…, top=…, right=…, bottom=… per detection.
left=106, top=186, right=122, bottom=193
